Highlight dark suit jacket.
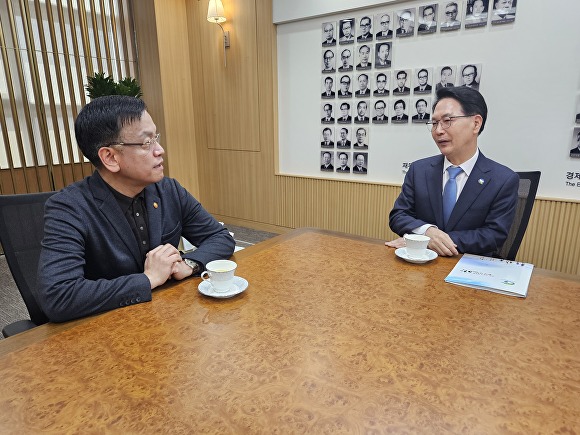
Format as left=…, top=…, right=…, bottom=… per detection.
left=321, top=117, right=335, bottom=123
left=412, top=113, right=430, bottom=120
left=338, top=91, right=352, bottom=98
left=376, top=30, right=393, bottom=39
left=337, top=140, right=351, bottom=148
left=391, top=114, right=409, bottom=121
left=353, top=165, right=367, bottom=173
left=354, top=116, right=369, bottom=123
left=393, top=86, right=410, bottom=94
left=389, top=153, right=519, bottom=256
left=414, top=84, right=432, bottom=92
left=321, top=141, right=334, bottom=147
left=38, top=171, right=235, bottom=322
left=570, top=147, right=580, bottom=155
left=372, top=116, right=387, bottom=122
left=322, top=38, right=336, bottom=46
left=396, top=27, right=414, bottom=36
left=436, top=82, right=453, bottom=91
left=373, top=90, right=390, bottom=96
left=355, top=89, right=370, bottom=96
left=357, top=34, right=372, bottom=42
left=337, top=116, right=352, bottom=123
left=336, top=165, right=350, bottom=172
left=321, top=91, right=335, bottom=98
left=418, top=24, right=436, bottom=31
left=321, top=164, right=334, bottom=171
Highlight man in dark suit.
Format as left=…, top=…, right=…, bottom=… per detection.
left=338, top=49, right=353, bottom=72
left=354, top=128, right=369, bottom=149
left=418, top=4, right=437, bottom=32
left=38, top=95, right=235, bottom=322
left=357, top=16, right=373, bottom=42
left=336, top=152, right=351, bottom=172
left=412, top=98, right=430, bottom=122
left=393, top=70, right=410, bottom=95
left=356, top=45, right=372, bottom=70
left=321, top=77, right=335, bottom=99
left=354, top=74, right=370, bottom=97
left=374, top=73, right=389, bottom=96
left=321, top=151, right=334, bottom=171
left=338, top=76, right=352, bottom=98
left=372, top=100, right=388, bottom=123
left=321, top=127, right=334, bottom=148
left=337, top=102, right=352, bottom=123
left=396, top=9, right=414, bottom=36
left=387, top=87, right=519, bottom=257
left=461, top=64, right=480, bottom=91
left=354, top=101, right=370, bottom=124
left=376, top=14, right=393, bottom=39
left=436, top=66, right=454, bottom=91
left=391, top=99, right=409, bottom=122
left=353, top=153, right=368, bottom=173
left=337, top=128, right=351, bottom=148
left=321, top=104, right=335, bottom=123
left=414, top=69, right=432, bottom=93
left=322, top=22, right=336, bottom=46
left=375, top=43, right=391, bottom=68
left=571, top=131, right=580, bottom=157
left=322, top=49, right=335, bottom=73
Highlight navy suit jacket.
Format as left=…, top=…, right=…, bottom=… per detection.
left=389, top=152, right=518, bottom=256
left=38, top=171, right=235, bottom=322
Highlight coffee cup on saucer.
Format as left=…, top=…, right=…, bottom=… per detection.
left=201, top=260, right=237, bottom=292
left=403, top=234, right=430, bottom=259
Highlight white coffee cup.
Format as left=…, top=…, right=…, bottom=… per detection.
left=201, top=260, right=237, bottom=292
left=403, top=234, right=430, bottom=259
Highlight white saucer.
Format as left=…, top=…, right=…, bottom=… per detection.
left=198, top=276, right=248, bottom=299
left=395, top=248, right=438, bottom=264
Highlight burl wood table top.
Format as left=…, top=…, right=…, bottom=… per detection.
left=0, top=228, right=579, bottom=434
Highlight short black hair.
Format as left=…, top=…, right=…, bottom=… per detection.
left=74, top=95, right=146, bottom=168
left=394, top=99, right=406, bottom=110
left=415, top=98, right=428, bottom=108
left=433, top=86, right=488, bottom=135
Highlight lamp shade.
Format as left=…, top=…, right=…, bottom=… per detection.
left=207, top=0, right=226, bottom=23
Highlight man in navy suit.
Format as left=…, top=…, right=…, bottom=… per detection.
left=387, top=87, right=518, bottom=257
left=38, top=96, right=235, bottom=322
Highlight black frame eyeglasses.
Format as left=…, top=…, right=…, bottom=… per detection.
left=426, top=115, right=474, bottom=131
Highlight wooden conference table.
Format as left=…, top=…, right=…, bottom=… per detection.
left=0, top=228, right=579, bottom=433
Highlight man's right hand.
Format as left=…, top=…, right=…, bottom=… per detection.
left=425, top=227, right=459, bottom=257
left=144, top=244, right=182, bottom=289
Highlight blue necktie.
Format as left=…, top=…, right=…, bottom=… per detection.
left=443, top=166, right=463, bottom=225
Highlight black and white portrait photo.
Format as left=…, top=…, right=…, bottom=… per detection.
left=321, top=76, right=335, bottom=99
left=435, top=65, right=456, bottom=91
left=357, top=16, right=373, bottom=42
left=353, top=127, right=369, bottom=150
left=375, top=42, right=392, bottom=68
left=321, top=102, right=335, bottom=124
left=440, top=2, right=461, bottom=31
left=337, top=127, right=352, bottom=148
left=373, top=72, right=390, bottom=96
left=465, top=0, right=489, bottom=28
left=375, top=12, right=392, bottom=39
left=571, top=129, right=580, bottom=158
left=338, top=48, right=353, bottom=72
left=353, top=152, right=368, bottom=174
left=458, top=64, right=482, bottom=90
left=393, top=69, right=411, bottom=96
left=356, top=45, right=372, bottom=70
left=412, top=97, right=431, bottom=123
left=321, top=22, right=337, bottom=46
left=576, top=97, right=580, bottom=124
left=396, top=9, right=415, bottom=37
left=491, top=0, right=516, bottom=24
left=372, top=100, right=388, bottom=124
left=354, top=100, right=370, bottom=124
left=320, top=127, right=334, bottom=148
left=320, top=151, right=334, bottom=171
left=321, top=49, right=336, bottom=73
left=418, top=4, right=438, bottom=34
left=337, top=101, right=352, bottom=124
left=354, top=73, right=371, bottom=97
left=413, top=68, right=433, bottom=94
left=336, top=151, right=351, bottom=173
left=391, top=99, right=409, bottom=123
left=337, top=75, right=353, bottom=98
left=339, top=18, right=355, bottom=44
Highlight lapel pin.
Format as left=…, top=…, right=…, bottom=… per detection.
left=153, top=202, right=158, bottom=208
left=478, top=179, right=484, bottom=185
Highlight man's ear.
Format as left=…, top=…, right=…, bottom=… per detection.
left=97, top=147, right=121, bottom=173
left=473, top=114, right=483, bottom=134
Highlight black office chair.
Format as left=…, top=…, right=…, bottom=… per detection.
left=493, top=171, right=541, bottom=261
left=0, top=191, right=55, bottom=337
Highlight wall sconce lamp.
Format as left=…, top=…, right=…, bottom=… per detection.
left=207, top=0, right=230, bottom=67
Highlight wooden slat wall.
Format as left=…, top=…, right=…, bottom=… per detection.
left=136, top=0, right=580, bottom=276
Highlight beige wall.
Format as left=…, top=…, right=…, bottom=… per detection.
left=134, top=0, right=580, bottom=276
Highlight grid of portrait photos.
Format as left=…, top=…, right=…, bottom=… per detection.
left=319, top=0, right=518, bottom=174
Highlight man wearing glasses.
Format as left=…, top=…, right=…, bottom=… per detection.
left=357, top=16, right=373, bottom=42
left=440, top=2, right=461, bottom=30
left=418, top=5, right=437, bottom=33
left=374, top=73, right=389, bottom=96
left=461, top=64, right=480, bottom=90
left=387, top=87, right=518, bottom=257
left=338, top=49, right=353, bottom=72
left=414, top=69, right=432, bottom=93
left=375, top=43, right=391, bottom=68
left=396, top=9, right=414, bottom=37
left=38, top=95, right=235, bottom=322
left=322, top=22, right=336, bottom=46
left=338, top=75, right=353, bottom=98
left=339, top=19, right=355, bottom=44
left=375, top=13, right=392, bottom=39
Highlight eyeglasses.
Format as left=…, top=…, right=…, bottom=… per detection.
left=380, top=21, right=389, bottom=25
left=107, top=133, right=161, bottom=152
left=426, top=115, right=474, bottom=131
left=445, top=9, right=458, bottom=15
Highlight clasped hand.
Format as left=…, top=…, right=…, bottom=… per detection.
left=385, top=227, right=458, bottom=257
left=144, top=243, right=193, bottom=289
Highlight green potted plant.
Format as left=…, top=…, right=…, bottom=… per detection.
left=85, top=72, right=143, bottom=99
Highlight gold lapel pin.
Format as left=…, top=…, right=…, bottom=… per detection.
left=153, top=202, right=158, bottom=208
